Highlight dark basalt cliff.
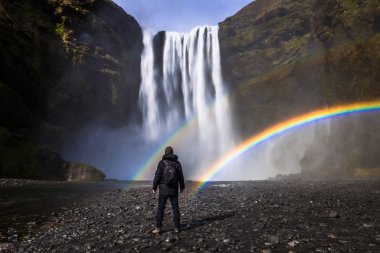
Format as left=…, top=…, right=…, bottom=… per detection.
left=0, top=0, right=143, bottom=179
left=219, top=0, right=380, bottom=177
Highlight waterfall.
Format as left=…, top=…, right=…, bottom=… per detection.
left=139, top=26, right=235, bottom=172
left=139, top=30, right=161, bottom=140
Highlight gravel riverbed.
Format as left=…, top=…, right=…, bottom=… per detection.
left=1, top=180, right=379, bottom=252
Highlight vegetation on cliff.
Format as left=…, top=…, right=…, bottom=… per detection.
left=219, top=0, right=380, bottom=177
left=0, top=0, right=143, bottom=179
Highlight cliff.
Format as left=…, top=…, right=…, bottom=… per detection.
left=1, top=0, right=379, bottom=179
left=219, top=0, right=380, bottom=177
left=0, top=0, right=143, bottom=179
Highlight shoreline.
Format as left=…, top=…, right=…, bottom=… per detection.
left=1, top=180, right=379, bottom=252
left=0, top=178, right=67, bottom=188
left=0, top=180, right=150, bottom=248
left=0, top=178, right=132, bottom=188
left=2, top=176, right=377, bottom=188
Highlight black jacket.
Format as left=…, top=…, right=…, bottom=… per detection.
left=153, top=154, right=185, bottom=196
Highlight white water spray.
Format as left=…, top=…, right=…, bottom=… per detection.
left=139, top=30, right=161, bottom=140
left=139, top=26, right=235, bottom=171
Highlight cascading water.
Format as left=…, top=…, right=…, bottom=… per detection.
left=139, top=30, right=161, bottom=140
left=139, top=26, right=235, bottom=173
left=63, top=26, right=325, bottom=180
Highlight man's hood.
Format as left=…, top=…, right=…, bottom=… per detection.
left=162, top=154, right=178, bottom=161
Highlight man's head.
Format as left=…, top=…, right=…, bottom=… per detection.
left=165, top=146, right=173, bottom=155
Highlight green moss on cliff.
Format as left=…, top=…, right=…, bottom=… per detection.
left=219, top=0, right=380, bottom=177
left=0, top=0, right=142, bottom=179
left=66, top=161, right=105, bottom=181
left=282, top=33, right=312, bottom=54
left=325, top=35, right=380, bottom=103
left=54, top=22, right=65, bottom=37
left=339, top=0, right=357, bottom=10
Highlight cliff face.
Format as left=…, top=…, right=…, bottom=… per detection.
left=219, top=0, right=380, bottom=177
left=65, top=162, right=106, bottom=181
left=0, top=0, right=143, bottom=179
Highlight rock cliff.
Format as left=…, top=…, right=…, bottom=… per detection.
left=0, top=0, right=143, bottom=179
left=65, top=162, right=105, bottom=181
left=219, top=0, right=380, bottom=177
left=1, top=0, right=379, bottom=179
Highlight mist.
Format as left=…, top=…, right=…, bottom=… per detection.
left=56, top=3, right=380, bottom=181
left=61, top=124, right=153, bottom=179
left=61, top=102, right=337, bottom=181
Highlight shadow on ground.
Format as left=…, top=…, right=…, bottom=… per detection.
left=183, top=212, right=236, bottom=231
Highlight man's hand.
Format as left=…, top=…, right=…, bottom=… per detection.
left=180, top=188, right=184, bottom=194
left=152, top=189, right=156, bottom=194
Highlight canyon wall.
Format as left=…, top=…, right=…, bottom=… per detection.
left=0, top=0, right=142, bottom=179
left=219, top=0, right=380, bottom=177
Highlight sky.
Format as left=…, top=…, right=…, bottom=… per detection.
left=113, top=0, right=253, bottom=32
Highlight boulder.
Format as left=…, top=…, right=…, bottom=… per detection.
left=65, top=161, right=105, bottom=181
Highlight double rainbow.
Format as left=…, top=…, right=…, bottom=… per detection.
left=195, top=100, right=380, bottom=190
left=133, top=100, right=380, bottom=191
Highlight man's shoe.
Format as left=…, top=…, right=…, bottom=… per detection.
left=174, top=228, right=181, bottom=233
left=152, top=228, right=161, bottom=234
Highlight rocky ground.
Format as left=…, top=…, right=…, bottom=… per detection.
left=1, top=180, right=379, bottom=252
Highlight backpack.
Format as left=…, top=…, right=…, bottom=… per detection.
left=162, top=160, right=179, bottom=187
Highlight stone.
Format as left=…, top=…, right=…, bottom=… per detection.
left=328, top=211, right=340, bottom=218
left=287, top=240, right=300, bottom=247
left=3, top=180, right=380, bottom=252
left=166, top=237, right=176, bottom=243
left=266, top=234, right=280, bottom=244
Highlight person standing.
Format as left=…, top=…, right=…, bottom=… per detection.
left=152, top=146, right=185, bottom=234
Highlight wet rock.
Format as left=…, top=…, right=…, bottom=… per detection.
left=266, top=234, right=280, bottom=244
left=328, top=211, right=340, bottom=218
left=327, top=233, right=337, bottom=239
left=362, top=223, right=374, bottom=228
left=165, top=237, right=177, bottom=243
left=116, top=239, right=124, bottom=245
left=287, top=240, right=300, bottom=247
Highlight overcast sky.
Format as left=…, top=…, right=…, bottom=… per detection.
left=113, top=0, right=253, bottom=32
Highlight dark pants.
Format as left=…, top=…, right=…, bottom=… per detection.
left=156, top=194, right=180, bottom=229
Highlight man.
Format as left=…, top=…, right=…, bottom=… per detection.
left=152, top=146, right=185, bottom=234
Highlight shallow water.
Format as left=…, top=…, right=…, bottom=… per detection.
left=0, top=180, right=150, bottom=241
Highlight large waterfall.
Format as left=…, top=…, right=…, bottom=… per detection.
left=139, top=26, right=235, bottom=173
left=62, top=26, right=315, bottom=180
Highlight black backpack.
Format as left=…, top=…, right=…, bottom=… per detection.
left=162, top=160, right=179, bottom=187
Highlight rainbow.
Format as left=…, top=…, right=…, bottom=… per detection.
left=131, top=36, right=378, bottom=182
left=132, top=117, right=199, bottom=180
left=196, top=100, right=380, bottom=190
left=133, top=55, right=322, bottom=181
left=131, top=124, right=186, bottom=180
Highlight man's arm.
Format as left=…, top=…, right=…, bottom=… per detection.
left=153, top=161, right=163, bottom=192
left=178, top=162, right=185, bottom=192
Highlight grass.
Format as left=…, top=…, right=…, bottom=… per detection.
left=54, top=22, right=65, bottom=37
left=283, top=33, right=312, bottom=53
left=99, top=68, right=119, bottom=76
left=339, top=0, right=356, bottom=10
